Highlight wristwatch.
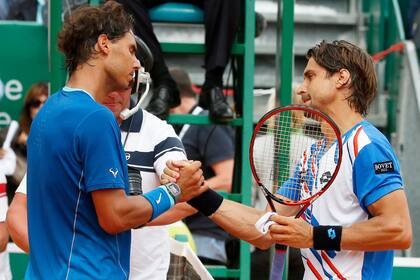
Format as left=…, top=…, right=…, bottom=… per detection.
left=164, top=182, right=181, bottom=203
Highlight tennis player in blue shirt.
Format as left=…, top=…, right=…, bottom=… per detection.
left=25, top=2, right=206, bottom=279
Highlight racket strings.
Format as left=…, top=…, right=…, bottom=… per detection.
left=253, top=110, right=339, bottom=203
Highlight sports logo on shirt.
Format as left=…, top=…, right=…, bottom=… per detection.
left=374, top=161, right=394, bottom=174
left=320, top=171, right=332, bottom=184
left=109, top=168, right=119, bottom=178
left=125, top=152, right=131, bottom=160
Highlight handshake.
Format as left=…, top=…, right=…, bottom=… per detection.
left=160, top=160, right=209, bottom=203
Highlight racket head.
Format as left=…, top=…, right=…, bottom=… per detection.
left=249, top=105, right=343, bottom=206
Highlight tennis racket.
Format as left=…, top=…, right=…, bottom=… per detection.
left=249, top=105, right=343, bottom=279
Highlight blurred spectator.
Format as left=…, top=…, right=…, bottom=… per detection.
left=0, top=170, right=12, bottom=280
left=406, top=0, right=420, bottom=39
left=0, top=0, right=9, bottom=19
left=5, top=0, right=88, bottom=23
left=0, top=147, right=16, bottom=280
left=6, top=0, right=37, bottom=20
left=0, top=82, right=48, bottom=200
left=118, top=0, right=239, bottom=122
left=169, top=67, right=235, bottom=268
left=36, top=0, right=88, bottom=24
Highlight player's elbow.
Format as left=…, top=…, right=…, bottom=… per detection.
left=388, top=218, right=412, bottom=249
left=6, top=212, right=22, bottom=250
left=6, top=197, right=30, bottom=253
left=98, top=217, right=123, bottom=235
left=96, top=209, right=127, bottom=235
left=400, top=232, right=412, bottom=249
left=94, top=192, right=133, bottom=234
left=97, top=205, right=137, bottom=234
left=396, top=226, right=412, bottom=249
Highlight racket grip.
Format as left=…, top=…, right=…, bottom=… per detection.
left=270, top=244, right=287, bottom=280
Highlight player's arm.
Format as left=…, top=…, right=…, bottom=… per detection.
left=0, top=221, right=7, bottom=253
left=341, top=189, right=412, bottom=250
left=145, top=126, right=199, bottom=226
left=269, top=189, right=412, bottom=250
left=6, top=192, right=29, bottom=253
left=150, top=157, right=234, bottom=226
left=92, top=161, right=206, bottom=234
left=206, top=159, right=234, bottom=192
left=147, top=203, right=197, bottom=226
left=0, top=194, right=8, bottom=252
left=93, top=189, right=153, bottom=234
left=149, top=157, right=234, bottom=226
left=209, top=199, right=273, bottom=249
left=160, top=159, right=274, bottom=247
left=0, top=180, right=9, bottom=252
left=340, top=143, right=412, bottom=250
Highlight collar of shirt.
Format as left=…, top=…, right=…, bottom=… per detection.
left=62, top=86, right=95, bottom=101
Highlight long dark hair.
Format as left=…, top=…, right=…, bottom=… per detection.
left=20, top=82, right=48, bottom=134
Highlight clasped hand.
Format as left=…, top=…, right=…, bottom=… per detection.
left=162, top=160, right=208, bottom=202
left=268, top=214, right=314, bottom=249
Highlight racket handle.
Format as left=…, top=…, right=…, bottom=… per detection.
left=270, top=244, right=287, bottom=280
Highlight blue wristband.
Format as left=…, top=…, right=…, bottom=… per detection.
left=143, top=186, right=175, bottom=221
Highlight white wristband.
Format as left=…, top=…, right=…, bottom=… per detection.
left=255, top=211, right=277, bottom=234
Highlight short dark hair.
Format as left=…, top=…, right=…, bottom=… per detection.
left=306, top=40, right=377, bottom=116
left=169, top=68, right=197, bottom=98
left=57, top=1, right=134, bottom=75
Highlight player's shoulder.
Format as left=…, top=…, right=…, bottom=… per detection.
left=58, top=88, right=109, bottom=115
left=361, top=121, right=389, bottom=141
left=83, top=105, right=115, bottom=125
left=358, top=121, right=391, bottom=149
left=348, top=120, right=394, bottom=159
left=75, top=104, right=117, bottom=134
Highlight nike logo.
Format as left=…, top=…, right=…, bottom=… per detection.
left=156, top=193, right=162, bottom=204
left=109, top=168, right=118, bottom=178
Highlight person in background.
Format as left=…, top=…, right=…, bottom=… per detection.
left=0, top=174, right=11, bottom=280
left=6, top=0, right=37, bottom=20
left=405, top=0, right=420, bottom=39
left=0, top=147, right=14, bottom=280
left=18, top=84, right=48, bottom=147
left=0, top=0, right=9, bottom=19
left=105, top=88, right=188, bottom=279
left=4, top=82, right=48, bottom=202
left=118, top=0, right=239, bottom=122
left=169, top=67, right=235, bottom=267
left=35, top=0, right=89, bottom=24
